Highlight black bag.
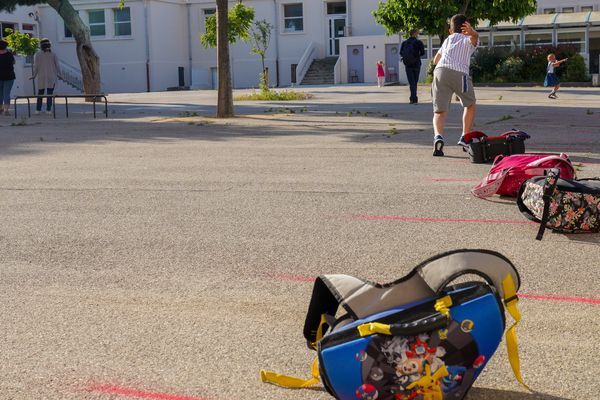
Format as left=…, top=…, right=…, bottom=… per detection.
left=400, top=40, right=420, bottom=67
left=518, top=168, right=600, bottom=240
left=465, top=130, right=529, bottom=164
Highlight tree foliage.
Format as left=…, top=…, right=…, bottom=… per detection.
left=3, top=28, right=40, bottom=56
left=201, top=3, right=255, bottom=48
left=373, top=0, right=536, bottom=38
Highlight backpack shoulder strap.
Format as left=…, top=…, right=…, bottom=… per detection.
left=415, top=249, right=521, bottom=299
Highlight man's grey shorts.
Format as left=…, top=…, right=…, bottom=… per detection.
left=432, top=67, right=476, bottom=113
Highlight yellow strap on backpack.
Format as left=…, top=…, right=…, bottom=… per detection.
left=260, top=314, right=327, bottom=388
left=260, top=357, right=320, bottom=388
left=502, top=274, right=531, bottom=392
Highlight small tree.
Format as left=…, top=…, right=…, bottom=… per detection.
left=3, top=28, right=40, bottom=92
left=250, top=20, right=273, bottom=92
left=201, top=2, right=254, bottom=118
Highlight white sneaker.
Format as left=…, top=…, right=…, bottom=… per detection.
left=45, top=110, right=52, bottom=115
left=34, top=110, right=40, bottom=115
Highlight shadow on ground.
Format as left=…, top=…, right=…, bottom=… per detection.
left=1, top=99, right=599, bottom=161
left=469, top=387, right=571, bottom=400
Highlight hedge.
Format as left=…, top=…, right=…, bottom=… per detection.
left=426, top=44, right=590, bottom=84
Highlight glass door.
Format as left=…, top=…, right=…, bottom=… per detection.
left=328, top=16, right=346, bottom=56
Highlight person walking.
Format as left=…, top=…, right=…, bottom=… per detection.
left=400, top=29, right=425, bottom=104
left=0, top=39, right=16, bottom=116
left=376, top=60, right=385, bottom=87
left=31, top=38, right=61, bottom=115
left=545, top=53, right=567, bottom=99
left=431, top=15, right=478, bottom=157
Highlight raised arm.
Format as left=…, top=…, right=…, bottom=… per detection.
left=553, top=58, right=568, bottom=67
left=461, top=21, right=479, bottom=47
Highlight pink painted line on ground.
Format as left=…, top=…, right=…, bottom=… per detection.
left=428, top=178, right=480, bottom=182
left=353, top=215, right=537, bottom=225
left=265, top=273, right=600, bottom=306
left=86, top=384, right=209, bottom=400
left=519, top=293, right=600, bottom=305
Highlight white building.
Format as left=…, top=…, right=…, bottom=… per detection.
left=2, top=0, right=600, bottom=95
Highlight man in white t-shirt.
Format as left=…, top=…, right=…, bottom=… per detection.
left=431, top=14, right=479, bottom=157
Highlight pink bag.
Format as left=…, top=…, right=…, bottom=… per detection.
left=472, top=153, right=576, bottom=198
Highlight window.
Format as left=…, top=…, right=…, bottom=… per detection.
left=88, top=9, right=106, bottom=36
left=114, top=7, right=131, bottom=36
left=0, top=22, right=15, bottom=37
left=203, top=8, right=216, bottom=19
left=494, top=32, right=521, bottom=49
left=562, top=7, right=575, bottom=13
left=283, top=3, right=303, bottom=32
left=327, top=2, right=346, bottom=15
left=543, top=8, right=556, bottom=14
left=478, top=34, right=489, bottom=48
left=431, top=36, right=441, bottom=55
left=64, top=23, right=73, bottom=38
left=22, top=23, right=35, bottom=31
left=581, top=6, right=594, bottom=12
left=63, top=11, right=78, bottom=39
left=203, top=8, right=215, bottom=32
left=525, top=31, right=553, bottom=48
left=557, top=30, right=585, bottom=52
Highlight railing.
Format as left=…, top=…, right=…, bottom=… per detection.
left=333, top=56, right=342, bottom=84
left=295, top=41, right=316, bottom=85
left=58, top=59, right=84, bottom=92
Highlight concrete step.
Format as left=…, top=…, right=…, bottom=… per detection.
left=300, top=57, right=338, bottom=86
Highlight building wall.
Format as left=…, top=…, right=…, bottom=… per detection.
left=347, top=0, right=384, bottom=37
left=147, top=0, right=189, bottom=90
left=536, top=1, right=598, bottom=14
left=190, top=0, right=279, bottom=89
left=38, top=0, right=149, bottom=94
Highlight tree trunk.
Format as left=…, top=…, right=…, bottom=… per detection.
left=216, top=0, right=234, bottom=118
left=47, top=0, right=101, bottom=97
left=460, top=0, right=471, bottom=15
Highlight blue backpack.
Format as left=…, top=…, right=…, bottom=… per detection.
left=261, top=249, right=528, bottom=399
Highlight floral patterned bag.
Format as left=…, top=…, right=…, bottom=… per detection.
left=518, top=168, right=600, bottom=240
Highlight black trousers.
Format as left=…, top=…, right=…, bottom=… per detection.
left=36, top=87, right=55, bottom=111
left=405, top=66, right=421, bottom=103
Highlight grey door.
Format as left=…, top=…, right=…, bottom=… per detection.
left=347, top=45, right=364, bottom=83
left=385, top=44, right=400, bottom=82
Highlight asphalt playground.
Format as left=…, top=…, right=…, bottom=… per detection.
left=0, top=84, right=599, bottom=400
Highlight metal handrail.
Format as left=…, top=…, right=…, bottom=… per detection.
left=295, top=41, right=316, bottom=85
left=58, top=59, right=84, bottom=91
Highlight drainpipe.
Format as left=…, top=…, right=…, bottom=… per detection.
left=187, top=1, right=193, bottom=87
left=346, top=0, right=351, bottom=36
left=144, top=0, right=151, bottom=92
left=273, top=0, right=280, bottom=86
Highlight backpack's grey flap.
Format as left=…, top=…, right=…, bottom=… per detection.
left=322, top=273, right=436, bottom=319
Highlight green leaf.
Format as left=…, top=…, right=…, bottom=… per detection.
left=200, top=3, right=255, bottom=48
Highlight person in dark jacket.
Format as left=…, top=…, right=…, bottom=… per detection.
left=400, top=29, right=425, bottom=104
left=0, top=39, right=16, bottom=116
